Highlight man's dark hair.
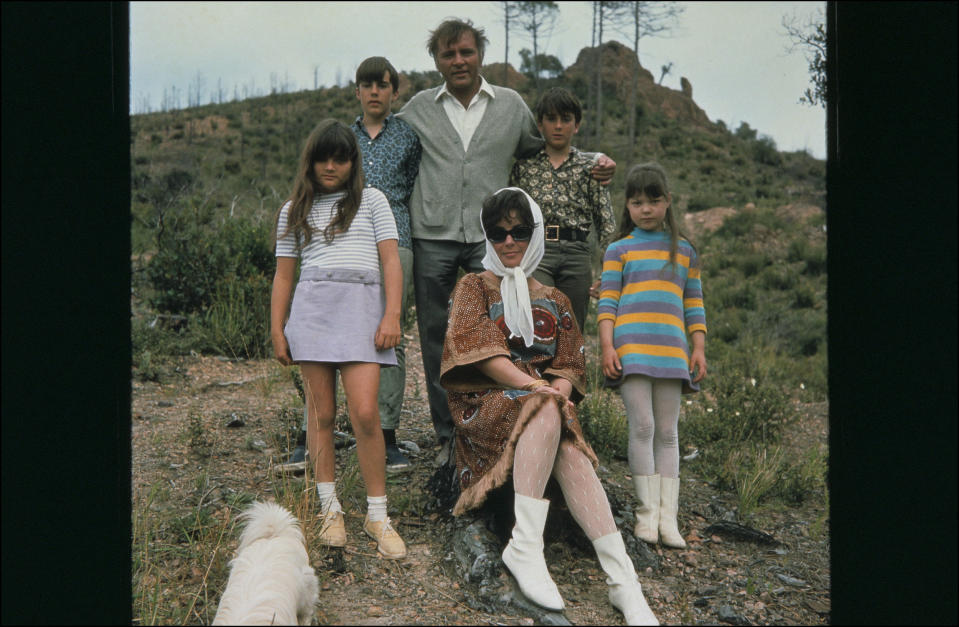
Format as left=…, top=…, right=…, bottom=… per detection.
left=534, top=87, right=582, bottom=124
left=427, top=19, right=488, bottom=59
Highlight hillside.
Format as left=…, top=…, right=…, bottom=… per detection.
left=130, top=41, right=824, bottom=254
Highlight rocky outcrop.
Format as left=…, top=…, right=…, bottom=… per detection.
left=565, top=40, right=712, bottom=127
left=482, top=62, right=530, bottom=90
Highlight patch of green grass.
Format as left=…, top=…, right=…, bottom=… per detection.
left=577, top=383, right=628, bottom=461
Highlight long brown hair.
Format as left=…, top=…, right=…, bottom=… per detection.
left=616, top=162, right=695, bottom=271
left=275, top=119, right=365, bottom=248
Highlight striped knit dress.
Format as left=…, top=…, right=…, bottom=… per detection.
left=597, top=227, right=706, bottom=392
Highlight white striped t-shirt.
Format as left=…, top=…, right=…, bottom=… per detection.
left=275, top=188, right=398, bottom=273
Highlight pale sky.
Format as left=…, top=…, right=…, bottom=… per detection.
left=130, top=1, right=826, bottom=159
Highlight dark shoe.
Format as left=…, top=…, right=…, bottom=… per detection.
left=433, top=439, right=452, bottom=468
left=291, top=444, right=306, bottom=464
left=386, top=443, right=411, bottom=473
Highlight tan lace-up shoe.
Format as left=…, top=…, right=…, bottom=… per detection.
left=363, top=515, right=407, bottom=559
left=316, top=510, right=346, bottom=547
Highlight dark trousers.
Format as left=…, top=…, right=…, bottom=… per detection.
left=532, top=239, right=595, bottom=332
left=412, top=238, right=487, bottom=443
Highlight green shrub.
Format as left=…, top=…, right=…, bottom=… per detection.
left=195, top=273, right=272, bottom=359
left=777, top=446, right=828, bottom=504
left=708, top=309, right=747, bottom=344
left=787, top=239, right=826, bottom=275
left=682, top=362, right=791, bottom=488
left=734, top=122, right=757, bottom=141
left=145, top=216, right=273, bottom=315
left=758, top=265, right=799, bottom=291
left=751, top=135, right=782, bottom=166
left=716, top=280, right=756, bottom=309
left=726, top=444, right=787, bottom=517
left=790, top=283, right=817, bottom=309
left=578, top=386, right=628, bottom=460
left=687, top=193, right=716, bottom=213
left=736, top=252, right=768, bottom=278
left=802, top=244, right=827, bottom=276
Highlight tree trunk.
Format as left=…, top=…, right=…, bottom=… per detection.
left=504, top=8, right=510, bottom=85
left=587, top=2, right=597, bottom=145
left=595, top=3, right=604, bottom=145
left=627, top=1, right=640, bottom=167
left=532, top=26, right=540, bottom=95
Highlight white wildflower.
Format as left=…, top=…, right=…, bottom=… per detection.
left=750, top=378, right=757, bottom=387
left=800, top=383, right=806, bottom=390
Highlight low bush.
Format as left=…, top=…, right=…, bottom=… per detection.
left=578, top=384, right=628, bottom=460
left=195, top=273, right=272, bottom=359
left=145, top=215, right=273, bottom=314
left=682, top=361, right=791, bottom=489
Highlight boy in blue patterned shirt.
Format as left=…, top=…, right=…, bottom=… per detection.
left=353, top=56, right=422, bottom=472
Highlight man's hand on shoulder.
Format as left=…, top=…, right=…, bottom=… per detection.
left=590, top=154, right=617, bottom=186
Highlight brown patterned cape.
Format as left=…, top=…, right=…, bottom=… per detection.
left=440, top=272, right=599, bottom=516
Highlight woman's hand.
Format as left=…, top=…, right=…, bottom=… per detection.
left=546, top=377, right=575, bottom=409
left=272, top=332, right=293, bottom=366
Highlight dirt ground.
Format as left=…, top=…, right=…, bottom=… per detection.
left=132, top=317, right=830, bottom=625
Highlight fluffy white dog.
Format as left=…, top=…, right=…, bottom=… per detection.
left=213, top=501, right=319, bottom=625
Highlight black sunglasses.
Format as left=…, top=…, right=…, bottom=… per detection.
left=486, top=225, right=534, bottom=243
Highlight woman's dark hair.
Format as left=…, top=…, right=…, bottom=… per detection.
left=275, top=119, right=365, bottom=248
left=481, top=189, right=536, bottom=233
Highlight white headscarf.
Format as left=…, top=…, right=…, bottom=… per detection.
left=480, top=187, right=545, bottom=347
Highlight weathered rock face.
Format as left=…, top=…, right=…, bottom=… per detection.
left=565, top=39, right=712, bottom=127
left=481, top=62, right=530, bottom=90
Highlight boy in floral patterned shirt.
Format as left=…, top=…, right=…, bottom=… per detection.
left=509, top=87, right=615, bottom=332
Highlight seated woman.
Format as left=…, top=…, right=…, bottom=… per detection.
left=440, top=187, right=659, bottom=626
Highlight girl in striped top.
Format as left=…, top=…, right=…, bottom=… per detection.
left=597, top=162, right=707, bottom=551
left=270, top=119, right=407, bottom=559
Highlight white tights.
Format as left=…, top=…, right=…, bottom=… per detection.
left=513, top=402, right=617, bottom=541
left=620, top=375, right=682, bottom=479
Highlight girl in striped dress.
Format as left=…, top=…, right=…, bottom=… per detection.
left=271, top=119, right=406, bottom=559
left=597, top=162, right=707, bottom=549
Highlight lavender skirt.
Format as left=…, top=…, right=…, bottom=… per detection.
left=284, top=267, right=397, bottom=366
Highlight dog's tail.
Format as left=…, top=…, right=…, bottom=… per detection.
left=235, top=501, right=305, bottom=552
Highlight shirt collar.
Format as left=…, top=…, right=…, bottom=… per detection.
left=352, top=113, right=393, bottom=137
left=435, top=76, right=495, bottom=102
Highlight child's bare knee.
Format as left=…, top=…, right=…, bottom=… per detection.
left=350, top=409, right=380, bottom=437
left=310, top=409, right=335, bottom=430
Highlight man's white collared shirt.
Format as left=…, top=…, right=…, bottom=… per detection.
left=435, top=78, right=496, bottom=152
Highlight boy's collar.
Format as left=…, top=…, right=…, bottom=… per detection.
left=355, top=112, right=393, bottom=130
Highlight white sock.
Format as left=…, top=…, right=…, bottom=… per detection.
left=367, top=495, right=388, bottom=522
left=316, top=482, right=342, bottom=516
